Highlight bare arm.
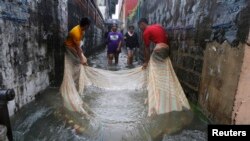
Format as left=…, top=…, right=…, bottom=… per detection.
left=117, top=34, right=123, bottom=51
left=142, top=46, right=150, bottom=69
left=142, top=32, right=151, bottom=69
left=117, top=40, right=122, bottom=51
left=74, top=39, right=87, bottom=65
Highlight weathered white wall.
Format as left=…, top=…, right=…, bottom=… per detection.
left=1, top=0, right=105, bottom=116
left=58, top=0, right=69, bottom=38
left=0, top=0, right=68, bottom=116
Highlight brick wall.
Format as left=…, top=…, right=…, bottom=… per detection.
left=128, top=0, right=250, bottom=123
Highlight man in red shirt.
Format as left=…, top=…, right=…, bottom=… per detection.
left=138, top=18, right=169, bottom=69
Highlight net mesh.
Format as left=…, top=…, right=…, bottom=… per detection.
left=60, top=44, right=191, bottom=117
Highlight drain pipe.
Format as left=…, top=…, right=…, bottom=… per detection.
left=0, top=89, right=15, bottom=141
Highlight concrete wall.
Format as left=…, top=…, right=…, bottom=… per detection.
left=0, top=0, right=67, bottom=116
left=232, top=31, right=250, bottom=124
left=128, top=0, right=250, bottom=123
left=68, top=0, right=105, bottom=56
left=199, top=42, right=244, bottom=124
left=0, top=0, right=104, bottom=116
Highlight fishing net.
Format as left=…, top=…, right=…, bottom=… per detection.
left=60, top=44, right=191, bottom=117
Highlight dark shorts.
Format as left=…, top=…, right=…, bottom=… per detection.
left=127, top=47, right=136, bottom=51
left=107, top=46, right=120, bottom=54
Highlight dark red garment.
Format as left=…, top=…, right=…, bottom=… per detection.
left=143, top=24, right=169, bottom=48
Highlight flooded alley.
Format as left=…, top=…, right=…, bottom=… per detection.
left=1, top=0, right=250, bottom=141
left=11, top=50, right=207, bottom=141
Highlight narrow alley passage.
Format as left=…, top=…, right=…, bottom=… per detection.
left=1, top=0, right=250, bottom=141
left=11, top=49, right=207, bottom=141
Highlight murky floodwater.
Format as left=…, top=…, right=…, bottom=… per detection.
left=11, top=48, right=208, bottom=141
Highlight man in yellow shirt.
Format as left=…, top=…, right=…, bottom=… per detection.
left=65, top=17, right=91, bottom=65
left=60, top=17, right=92, bottom=116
